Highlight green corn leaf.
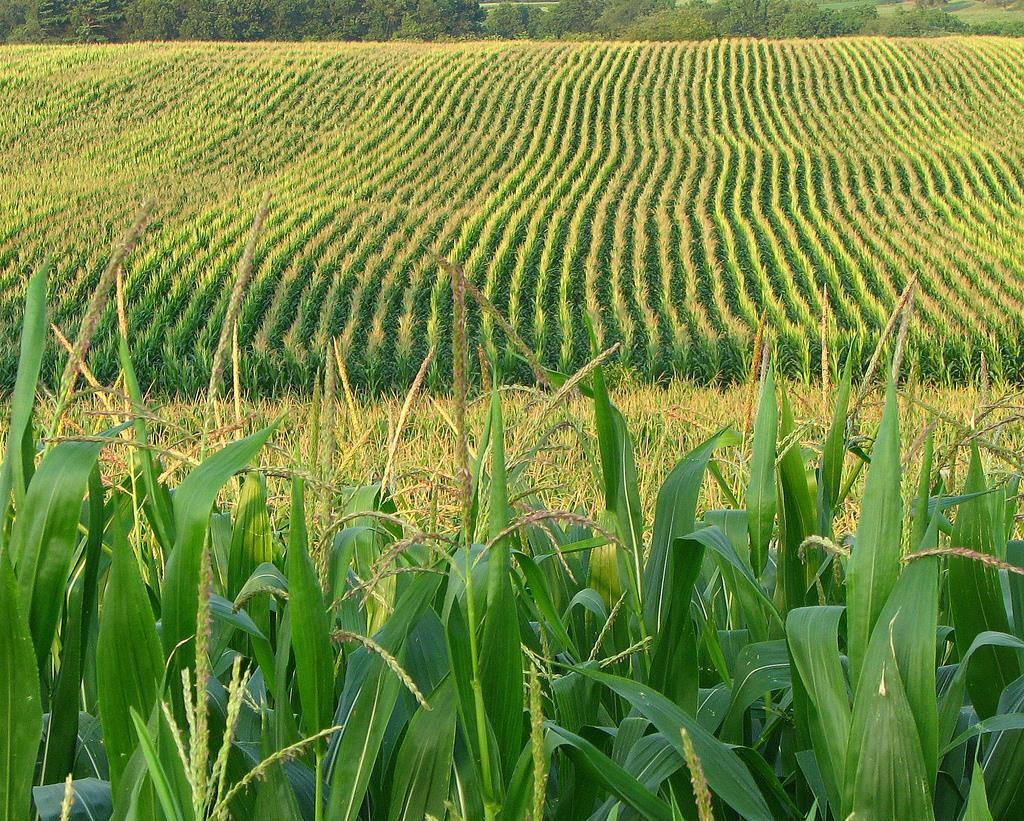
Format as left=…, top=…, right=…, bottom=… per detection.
left=949, top=443, right=1018, bottom=719
left=817, top=354, right=852, bottom=536
left=285, top=477, right=335, bottom=739
left=546, top=724, right=673, bottom=821
left=853, top=553, right=940, bottom=796
left=575, top=666, right=773, bottom=820
left=979, top=672, right=1024, bottom=818
left=161, top=424, right=276, bottom=669
left=722, top=640, right=790, bottom=740
left=386, top=677, right=458, bottom=821
left=228, top=471, right=274, bottom=598
left=97, top=514, right=165, bottom=792
left=846, top=379, right=902, bottom=686
left=0, top=547, right=41, bottom=820
left=480, top=385, right=523, bottom=777
left=233, top=561, right=289, bottom=610
left=776, top=382, right=816, bottom=613
left=129, top=708, right=185, bottom=821
left=0, top=259, right=49, bottom=543
left=938, top=631, right=1024, bottom=752
left=42, top=467, right=105, bottom=787
left=33, top=777, right=113, bottom=821
left=644, top=428, right=739, bottom=635
left=328, top=570, right=442, bottom=820
left=842, top=635, right=933, bottom=820
left=591, top=360, right=644, bottom=610
left=786, top=606, right=850, bottom=815
left=964, top=761, right=994, bottom=821
left=513, top=551, right=578, bottom=658
left=9, top=435, right=111, bottom=670
left=746, top=368, right=778, bottom=577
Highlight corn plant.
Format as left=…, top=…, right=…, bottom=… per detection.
left=1, top=254, right=1024, bottom=820
left=4, top=39, right=1024, bottom=393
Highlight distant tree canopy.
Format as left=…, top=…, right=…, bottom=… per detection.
left=0, top=0, right=483, bottom=41
left=1, top=0, right=1018, bottom=43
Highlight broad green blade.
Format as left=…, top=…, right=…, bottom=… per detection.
left=842, top=639, right=933, bottom=820
left=591, top=361, right=644, bottom=610
left=746, top=368, right=778, bottom=577
left=776, top=382, right=816, bottom=613
left=817, top=354, right=852, bottom=536
left=846, top=380, right=902, bottom=686
left=386, top=677, right=458, bottom=821
left=285, top=478, right=335, bottom=738
left=9, top=436, right=109, bottom=670
left=161, top=424, right=276, bottom=669
left=33, top=777, right=113, bottom=820
left=964, top=761, right=994, bottom=821
left=949, top=444, right=1018, bottom=719
left=576, top=666, right=773, bottom=820
left=723, top=640, right=790, bottom=739
left=547, top=724, right=673, bottom=821
left=0, top=258, right=49, bottom=539
left=97, top=513, right=165, bottom=791
left=228, top=471, right=274, bottom=599
left=786, top=606, right=850, bottom=815
left=118, top=335, right=174, bottom=551
left=0, top=548, right=41, bottom=820
left=644, top=427, right=739, bottom=634
left=856, top=554, right=940, bottom=795
left=480, top=385, right=523, bottom=777
left=980, top=672, right=1024, bottom=818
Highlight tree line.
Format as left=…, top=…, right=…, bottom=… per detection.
left=1, top=0, right=483, bottom=42
left=1, top=0, right=1021, bottom=44
left=486, top=0, right=1023, bottom=40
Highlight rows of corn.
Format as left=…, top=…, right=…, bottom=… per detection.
left=4, top=248, right=1024, bottom=819
left=3, top=38, right=1024, bottom=392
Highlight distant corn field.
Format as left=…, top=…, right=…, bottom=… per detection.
left=2, top=37, right=1024, bottom=392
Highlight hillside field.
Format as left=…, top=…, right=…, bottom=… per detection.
left=3, top=38, right=1024, bottom=393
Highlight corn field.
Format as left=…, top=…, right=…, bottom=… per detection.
left=3, top=38, right=1024, bottom=393
left=4, top=246, right=1024, bottom=819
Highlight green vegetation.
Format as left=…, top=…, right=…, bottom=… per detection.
left=4, top=237, right=1024, bottom=818
left=2, top=0, right=1022, bottom=45
left=3, top=39, right=1024, bottom=394
left=0, top=0, right=485, bottom=42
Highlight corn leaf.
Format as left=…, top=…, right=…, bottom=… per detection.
left=480, top=385, right=523, bottom=776
left=846, top=380, right=902, bottom=686
left=746, top=368, right=778, bottom=577
left=10, top=435, right=110, bottom=670
left=0, top=547, right=41, bottom=820
left=786, top=606, right=849, bottom=815
left=949, top=444, right=1018, bottom=719
left=161, top=424, right=276, bottom=668
left=0, top=259, right=49, bottom=541
left=546, top=724, right=673, bottom=821
left=97, top=514, right=164, bottom=792
left=575, top=666, right=773, bottom=820
left=386, top=677, right=458, bottom=821
left=842, top=638, right=933, bottom=819
left=285, top=477, right=335, bottom=738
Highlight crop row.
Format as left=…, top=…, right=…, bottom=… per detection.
left=1, top=38, right=1023, bottom=392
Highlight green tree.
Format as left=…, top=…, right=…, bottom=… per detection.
left=486, top=2, right=530, bottom=38
left=124, top=0, right=178, bottom=38
left=37, top=0, right=71, bottom=37
left=70, top=0, right=123, bottom=41
left=536, top=0, right=603, bottom=35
